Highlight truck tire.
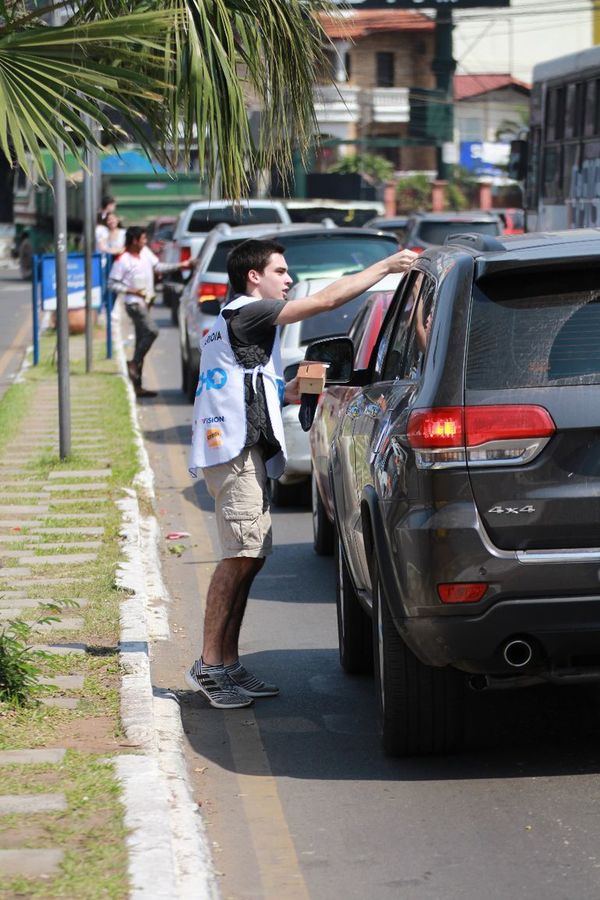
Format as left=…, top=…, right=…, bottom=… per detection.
left=19, top=238, right=33, bottom=280
left=312, top=470, right=334, bottom=556
left=335, top=531, right=373, bottom=674
left=372, top=561, right=464, bottom=756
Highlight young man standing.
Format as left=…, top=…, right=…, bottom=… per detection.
left=109, top=226, right=193, bottom=397
left=187, top=239, right=416, bottom=708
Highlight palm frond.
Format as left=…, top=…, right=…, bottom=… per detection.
left=0, top=0, right=336, bottom=198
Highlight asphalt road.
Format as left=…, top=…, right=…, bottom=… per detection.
left=0, top=266, right=32, bottom=401
left=140, top=304, right=600, bottom=900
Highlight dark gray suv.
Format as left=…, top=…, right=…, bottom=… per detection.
left=307, top=229, right=600, bottom=757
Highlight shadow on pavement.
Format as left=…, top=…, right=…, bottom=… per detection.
left=176, top=647, right=600, bottom=782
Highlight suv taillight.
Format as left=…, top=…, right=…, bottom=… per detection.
left=407, top=405, right=555, bottom=469
left=180, top=246, right=191, bottom=264
left=197, top=282, right=227, bottom=303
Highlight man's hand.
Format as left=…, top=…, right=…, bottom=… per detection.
left=385, top=248, right=418, bottom=273
left=284, top=375, right=301, bottom=405
left=180, top=258, right=196, bottom=270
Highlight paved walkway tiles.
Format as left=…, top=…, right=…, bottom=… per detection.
left=40, top=697, right=80, bottom=710
left=0, top=794, right=67, bottom=814
left=39, top=675, right=84, bottom=690
left=0, top=849, right=64, bottom=878
left=43, top=484, right=110, bottom=493
left=0, top=749, right=66, bottom=765
left=21, top=553, right=97, bottom=565
left=34, top=617, right=85, bottom=632
left=9, top=577, right=95, bottom=586
left=0, top=598, right=88, bottom=609
left=1, top=544, right=100, bottom=557
left=48, top=470, right=111, bottom=479
left=32, top=643, right=87, bottom=655
left=33, top=527, right=104, bottom=535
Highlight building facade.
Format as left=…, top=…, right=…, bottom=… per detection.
left=315, top=10, right=437, bottom=174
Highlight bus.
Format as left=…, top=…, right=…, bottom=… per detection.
left=511, top=45, right=600, bottom=232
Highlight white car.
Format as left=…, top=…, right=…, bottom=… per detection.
left=161, top=199, right=291, bottom=322
left=274, top=273, right=404, bottom=505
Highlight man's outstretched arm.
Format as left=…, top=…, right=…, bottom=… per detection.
left=275, top=249, right=417, bottom=327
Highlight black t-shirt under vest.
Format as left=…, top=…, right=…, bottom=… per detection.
left=222, top=298, right=286, bottom=461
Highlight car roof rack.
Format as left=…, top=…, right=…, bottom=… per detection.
left=444, top=233, right=505, bottom=252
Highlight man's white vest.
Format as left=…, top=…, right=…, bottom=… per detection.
left=189, top=295, right=287, bottom=479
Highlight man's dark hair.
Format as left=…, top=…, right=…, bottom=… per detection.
left=125, top=226, right=146, bottom=249
left=102, top=194, right=115, bottom=209
left=227, top=239, right=285, bottom=295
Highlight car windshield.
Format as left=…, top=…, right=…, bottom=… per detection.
left=418, top=220, right=499, bottom=245
left=207, top=233, right=398, bottom=278
left=299, top=291, right=372, bottom=345
left=188, top=207, right=283, bottom=233
left=467, top=268, right=600, bottom=389
left=282, top=234, right=398, bottom=281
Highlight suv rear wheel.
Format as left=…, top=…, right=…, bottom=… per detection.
left=335, top=531, right=373, bottom=674
left=372, top=564, right=464, bottom=756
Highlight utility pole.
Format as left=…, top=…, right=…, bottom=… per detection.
left=83, top=115, right=95, bottom=373
left=432, top=8, right=456, bottom=181
left=53, top=142, right=71, bottom=459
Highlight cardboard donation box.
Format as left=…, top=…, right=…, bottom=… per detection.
left=297, top=362, right=328, bottom=394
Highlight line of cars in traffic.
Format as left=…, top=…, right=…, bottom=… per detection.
left=173, top=204, right=512, bottom=502
left=163, top=199, right=595, bottom=761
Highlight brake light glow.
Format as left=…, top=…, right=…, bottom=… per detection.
left=197, top=282, right=228, bottom=303
left=408, top=246, right=424, bottom=254
left=180, top=246, right=192, bottom=263
left=438, top=583, right=488, bottom=604
left=407, top=405, right=556, bottom=469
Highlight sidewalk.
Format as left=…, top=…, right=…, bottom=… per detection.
left=0, top=320, right=215, bottom=898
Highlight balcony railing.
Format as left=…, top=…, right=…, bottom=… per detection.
left=313, top=85, right=361, bottom=125
left=361, top=87, right=410, bottom=125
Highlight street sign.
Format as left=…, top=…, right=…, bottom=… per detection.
left=334, top=1, right=510, bottom=7
left=38, top=253, right=103, bottom=311
left=460, top=141, right=510, bottom=177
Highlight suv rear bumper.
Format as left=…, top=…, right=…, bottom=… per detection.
left=365, top=491, right=600, bottom=674
left=401, top=595, right=600, bottom=673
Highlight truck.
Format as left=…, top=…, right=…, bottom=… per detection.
left=13, top=149, right=205, bottom=278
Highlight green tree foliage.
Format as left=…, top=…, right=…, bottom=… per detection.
left=395, top=174, right=432, bottom=213
left=328, top=153, right=394, bottom=186
left=0, top=0, right=334, bottom=198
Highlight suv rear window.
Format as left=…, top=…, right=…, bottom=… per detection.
left=467, top=269, right=600, bottom=389
left=418, top=220, right=499, bottom=245
left=299, top=292, right=370, bottom=345
left=207, top=239, right=245, bottom=272
left=187, top=207, right=283, bottom=233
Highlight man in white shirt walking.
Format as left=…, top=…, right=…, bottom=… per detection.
left=109, top=226, right=193, bottom=397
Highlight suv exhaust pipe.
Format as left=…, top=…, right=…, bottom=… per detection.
left=503, top=638, right=533, bottom=668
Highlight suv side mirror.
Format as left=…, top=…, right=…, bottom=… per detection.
left=305, top=337, right=353, bottom=384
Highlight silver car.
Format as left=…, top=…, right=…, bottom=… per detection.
left=178, top=222, right=328, bottom=402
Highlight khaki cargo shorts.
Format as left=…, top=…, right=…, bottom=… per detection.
left=202, top=445, right=272, bottom=559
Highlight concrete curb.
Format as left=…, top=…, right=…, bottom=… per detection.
left=114, top=307, right=219, bottom=899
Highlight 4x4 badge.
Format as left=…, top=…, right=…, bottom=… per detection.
left=488, top=505, right=536, bottom=515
